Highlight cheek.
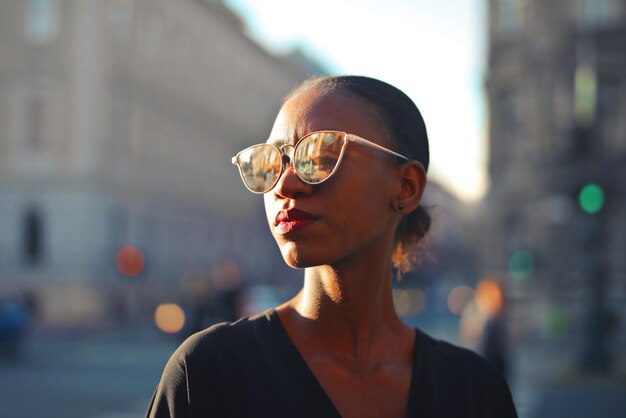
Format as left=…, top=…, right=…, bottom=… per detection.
left=263, top=195, right=275, bottom=225
left=347, top=174, right=389, bottom=215
left=332, top=184, right=390, bottom=239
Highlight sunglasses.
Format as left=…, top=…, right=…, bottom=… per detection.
left=232, top=130, right=409, bottom=194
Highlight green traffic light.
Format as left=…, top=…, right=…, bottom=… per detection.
left=508, top=250, right=535, bottom=280
left=579, top=184, right=605, bottom=214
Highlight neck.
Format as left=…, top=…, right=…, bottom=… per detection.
left=299, top=260, right=395, bottom=327
left=281, top=245, right=410, bottom=368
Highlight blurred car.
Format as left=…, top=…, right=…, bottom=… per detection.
left=0, top=298, right=30, bottom=360
left=240, top=284, right=292, bottom=317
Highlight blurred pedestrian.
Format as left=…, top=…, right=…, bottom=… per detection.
left=460, top=278, right=511, bottom=379
left=476, top=279, right=510, bottom=378
left=147, top=76, right=517, bottom=417
left=181, top=271, right=213, bottom=337
left=208, top=260, right=244, bottom=324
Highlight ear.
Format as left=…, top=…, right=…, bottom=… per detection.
left=392, top=161, right=426, bottom=213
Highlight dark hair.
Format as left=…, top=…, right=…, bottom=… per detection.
left=286, top=75, right=431, bottom=277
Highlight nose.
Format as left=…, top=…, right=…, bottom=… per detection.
left=271, top=150, right=312, bottom=198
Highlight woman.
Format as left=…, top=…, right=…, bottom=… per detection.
left=146, top=76, right=517, bottom=418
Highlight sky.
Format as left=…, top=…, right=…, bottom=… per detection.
left=224, top=0, right=488, bottom=202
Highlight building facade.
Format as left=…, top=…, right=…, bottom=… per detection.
left=482, top=0, right=626, bottom=358
left=0, top=0, right=324, bottom=326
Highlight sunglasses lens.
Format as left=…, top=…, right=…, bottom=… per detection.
left=294, top=132, right=344, bottom=183
left=236, top=144, right=282, bottom=193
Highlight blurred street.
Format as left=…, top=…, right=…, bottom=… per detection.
left=1, top=322, right=625, bottom=418
left=0, top=327, right=179, bottom=418
left=510, top=338, right=626, bottom=418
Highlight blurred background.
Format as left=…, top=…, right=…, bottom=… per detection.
left=0, top=0, right=624, bottom=417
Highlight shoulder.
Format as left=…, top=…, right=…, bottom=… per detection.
left=167, top=309, right=276, bottom=373
left=414, top=329, right=517, bottom=417
left=417, top=328, right=501, bottom=379
left=147, top=310, right=279, bottom=417
left=176, top=309, right=274, bottom=357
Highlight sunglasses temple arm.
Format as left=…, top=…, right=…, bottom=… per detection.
left=346, top=134, right=410, bottom=161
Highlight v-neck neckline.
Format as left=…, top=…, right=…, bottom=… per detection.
left=267, top=308, right=422, bottom=417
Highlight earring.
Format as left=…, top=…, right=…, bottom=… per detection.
left=398, top=203, right=405, bottom=211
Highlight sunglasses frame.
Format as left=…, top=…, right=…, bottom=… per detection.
left=231, top=130, right=410, bottom=194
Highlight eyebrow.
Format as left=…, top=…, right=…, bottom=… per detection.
left=266, top=128, right=335, bottom=147
left=267, top=137, right=290, bottom=147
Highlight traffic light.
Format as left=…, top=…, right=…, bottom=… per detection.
left=578, top=183, right=605, bottom=214
left=508, top=250, right=535, bottom=280
left=115, top=245, right=146, bottom=278
left=574, top=64, right=597, bottom=128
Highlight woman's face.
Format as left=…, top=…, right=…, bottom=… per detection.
left=263, top=88, right=403, bottom=269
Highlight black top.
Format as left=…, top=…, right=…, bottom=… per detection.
left=146, top=309, right=517, bottom=418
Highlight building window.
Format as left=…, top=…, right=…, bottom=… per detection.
left=26, top=0, right=59, bottom=43
left=497, top=0, right=523, bottom=30
left=23, top=208, right=44, bottom=265
left=108, top=0, right=134, bottom=42
left=577, top=0, right=621, bottom=25
left=499, top=91, right=521, bottom=141
left=25, top=96, right=44, bottom=150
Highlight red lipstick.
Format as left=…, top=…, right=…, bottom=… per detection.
left=274, top=209, right=318, bottom=235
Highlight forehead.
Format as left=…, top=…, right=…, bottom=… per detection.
left=267, top=89, right=390, bottom=146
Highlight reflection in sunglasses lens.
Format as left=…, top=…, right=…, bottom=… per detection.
left=240, top=145, right=281, bottom=193
left=295, top=132, right=343, bottom=183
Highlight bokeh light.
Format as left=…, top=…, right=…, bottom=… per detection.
left=447, top=285, right=475, bottom=316
left=508, top=250, right=535, bottom=280
left=212, top=260, right=242, bottom=290
left=545, top=308, right=568, bottom=337
left=182, top=269, right=211, bottom=300
left=115, top=245, right=145, bottom=277
left=578, top=183, right=605, bottom=214
left=574, top=64, right=598, bottom=127
left=154, top=303, right=186, bottom=334
left=474, top=279, right=504, bottom=318
left=407, top=289, right=427, bottom=317
left=393, top=288, right=427, bottom=317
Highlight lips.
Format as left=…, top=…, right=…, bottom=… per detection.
left=274, top=208, right=318, bottom=235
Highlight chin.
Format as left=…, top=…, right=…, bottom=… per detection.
left=278, top=241, right=333, bottom=269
